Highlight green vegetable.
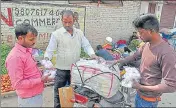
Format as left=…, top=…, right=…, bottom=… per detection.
left=128, top=39, right=140, bottom=51
left=1, top=44, right=11, bottom=75
left=80, top=48, right=89, bottom=58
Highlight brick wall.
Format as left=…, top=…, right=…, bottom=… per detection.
left=1, top=1, right=141, bottom=49
left=85, top=1, right=141, bottom=48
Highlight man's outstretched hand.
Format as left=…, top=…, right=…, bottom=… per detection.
left=90, top=54, right=106, bottom=63
left=90, top=54, right=99, bottom=60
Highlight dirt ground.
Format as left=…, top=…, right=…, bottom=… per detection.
left=1, top=86, right=176, bottom=107
left=1, top=86, right=54, bottom=107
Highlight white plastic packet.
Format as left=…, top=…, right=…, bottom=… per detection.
left=121, top=67, right=141, bottom=88
left=43, top=70, right=56, bottom=79
left=71, top=59, right=121, bottom=98
left=40, top=60, right=56, bottom=79
left=40, top=60, right=54, bottom=68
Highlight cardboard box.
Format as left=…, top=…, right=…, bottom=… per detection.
left=59, top=86, right=74, bottom=107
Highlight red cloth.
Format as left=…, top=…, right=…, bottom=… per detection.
left=116, top=40, right=127, bottom=45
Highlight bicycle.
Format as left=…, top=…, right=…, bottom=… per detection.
left=70, top=60, right=137, bottom=107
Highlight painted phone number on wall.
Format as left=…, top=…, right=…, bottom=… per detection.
left=13, top=7, right=63, bottom=16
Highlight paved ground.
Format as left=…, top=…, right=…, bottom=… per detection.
left=1, top=86, right=176, bottom=107
left=1, top=86, right=54, bottom=107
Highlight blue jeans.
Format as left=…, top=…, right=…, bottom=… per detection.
left=18, top=94, right=43, bottom=107
left=135, top=93, right=158, bottom=108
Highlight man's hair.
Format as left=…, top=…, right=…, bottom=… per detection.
left=96, top=45, right=103, bottom=50
left=133, top=14, right=159, bottom=32
left=15, top=23, right=38, bottom=39
left=61, top=10, right=74, bottom=19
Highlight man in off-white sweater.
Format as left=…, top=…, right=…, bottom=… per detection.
left=44, top=10, right=98, bottom=108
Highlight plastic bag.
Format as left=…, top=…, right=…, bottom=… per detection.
left=40, top=60, right=56, bottom=79
left=41, top=60, right=54, bottom=68
left=121, top=67, right=141, bottom=88
left=71, top=59, right=121, bottom=98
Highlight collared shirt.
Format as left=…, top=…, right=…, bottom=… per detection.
left=44, top=27, right=95, bottom=60
left=5, top=43, right=44, bottom=98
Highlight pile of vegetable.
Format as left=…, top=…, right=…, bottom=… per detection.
left=1, top=44, right=14, bottom=93
left=1, top=74, right=15, bottom=93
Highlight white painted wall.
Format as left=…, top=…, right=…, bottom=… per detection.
left=140, top=1, right=149, bottom=15
left=140, top=1, right=164, bottom=24
left=174, top=15, right=176, bottom=28
left=27, top=1, right=69, bottom=4
left=155, top=3, right=163, bottom=23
